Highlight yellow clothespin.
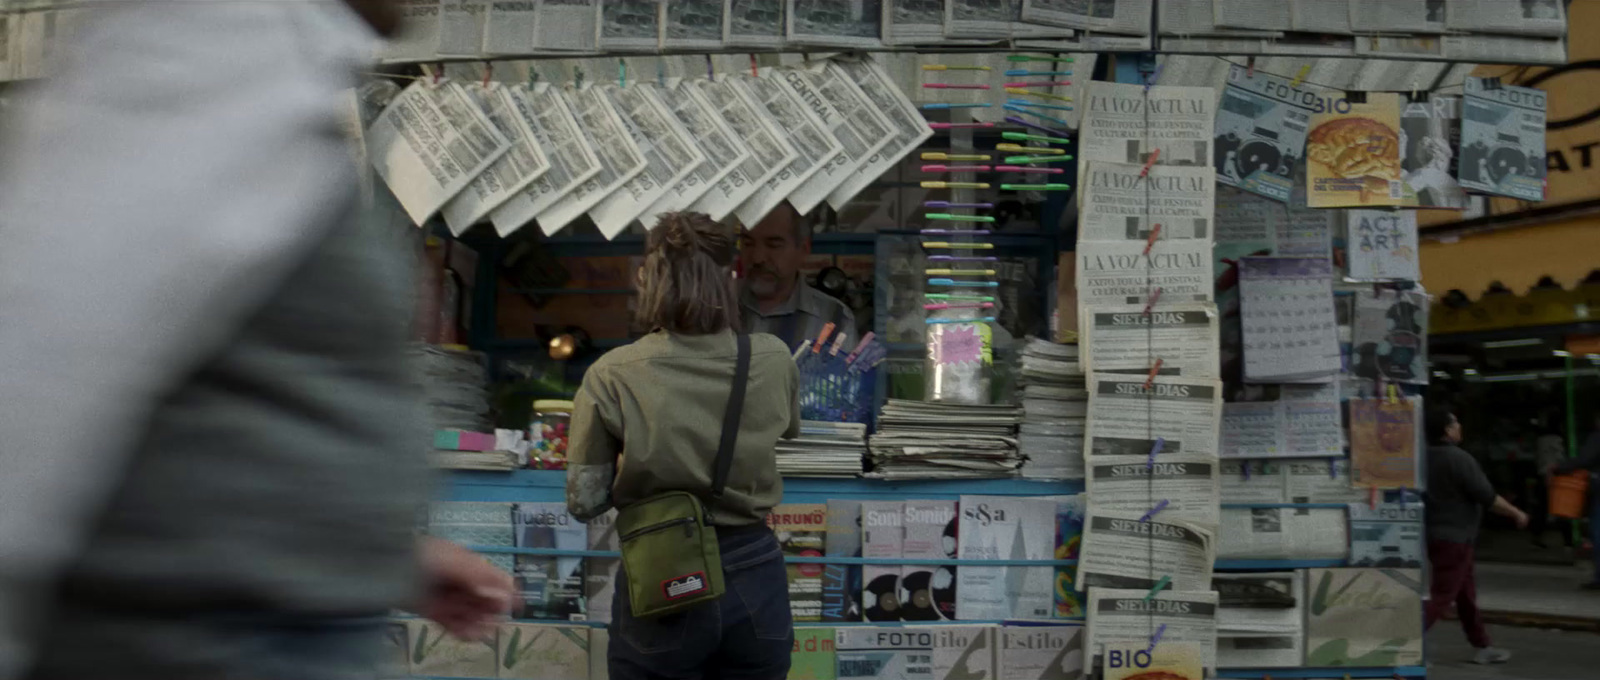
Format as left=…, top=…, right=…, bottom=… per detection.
left=1387, top=383, right=1400, bottom=404
left=1291, top=65, right=1311, bottom=87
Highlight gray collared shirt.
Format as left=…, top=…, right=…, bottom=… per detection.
left=740, top=281, right=856, bottom=353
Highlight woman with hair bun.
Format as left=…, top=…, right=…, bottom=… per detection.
left=565, top=211, right=800, bottom=680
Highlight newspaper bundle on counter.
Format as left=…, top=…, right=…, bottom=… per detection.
left=868, top=400, right=1023, bottom=480
left=1017, top=339, right=1087, bottom=480
left=413, top=344, right=492, bottom=431
left=778, top=420, right=869, bottom=478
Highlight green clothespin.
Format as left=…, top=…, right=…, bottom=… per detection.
left=1141, top=575, right=1172, bottom=603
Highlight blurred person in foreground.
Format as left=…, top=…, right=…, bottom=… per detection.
left=1545, top=411, right=1600, bottom=589
left=0, top=3, right=510, bottom=679
left=738, top=204, right=855, bottom=351
left=566, top=211, right=800, bottom=680
left=1423, top=407, right=1529, bottom=665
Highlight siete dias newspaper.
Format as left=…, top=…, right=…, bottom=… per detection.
left=1077, top=510, right=1216, bottom=593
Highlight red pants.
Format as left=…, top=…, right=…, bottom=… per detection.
left=1425, top=539, right=1491, bottom=648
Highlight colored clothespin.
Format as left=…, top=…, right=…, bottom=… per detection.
left=1387, top=383, right=1401, bottom=404
left=1397, top=489, right=1407, bottom=510
left=1144, top=63, right=1163, bottom=92
left=923, top=83, right=992, bottom=90
left=1141, top=578, right=1170, bottom=602
left=925, top=201, right=995, bottom=209
left=995, top=165, right=1064, bottom=174
left=1140, top=149, right=1162, bottom=177
left=922, top=164, right=993, bottom=173
left=1147, top=438, right=1166, bottom=469
left=844, top=332, right=876, bottom=365
left=1008, top=54, right=1075, bottom=64
left=1139, top=499, right=1169, bottom=522
left=482, top=61, right=494, bottom=87
left=1369, top=486, right=1379, bottom=510
left=922, top=64, right=993, bottom=71
left=1143, top=224, right=1164, bottom=254
left=926, top=213, right=997, bottom=222
left=829, top=330, right=849, bottom=356
left=1144, top=359, right=1164, bottom=388
left=656, top=58, right=666, bottom=88
left=425, top=63, right=441, bottom=85
left=923, top=102, right=993, bottom=110
left=1003, top=104, right=1074, bottom=128
left=812, top=322, right=835, bottom=354
left=1242, top=464, right=1252, bottom=481
left=1291, top=65, right=1311, bottom=87
left=618, top=58, right=626, bottom=88
left=1004, top=81, right=1072, bottom=88
left=922, top=153, right=992, bottom=162
left=791, top=340, right=812, bottom=360
left=1000, top=183, right=1071, bottom=191
left=749, top=54, right=759, bottom=78
left=929, top=122, right=996, bottom=129
left=1246, top=56, right=1256, bottom=78
left=705, top=54, right=716, bottom=81
left=1002, top=131, right=1071, bottom=145
left=1142, top=288, right=1164, bottom=315
left=1004, top=116, right=1071, bottom=138
left=1330, top=458, right=1340, bottom=479
left=1146, top=623, right=1168, bottom=653
left=920, top=181, right=990, bottom=190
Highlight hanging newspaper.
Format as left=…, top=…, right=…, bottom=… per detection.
left=1214, top=187, right=1335, bottom=260
left=1347, top=489, right=1424, bottom=568
left=1081, top=82, right=1214, bottom=167
left=483, top=1, right=537, bottom=54
left=1220, top=398, right=1342, bottom=460
left=688, top=79, right=798, bottom=220
left=1220, top=460, right=1288, bottom=504
left=589, top=84, right=706, bottom=238
left=641, top=80, right=750, bottom=220
left=882, top=0, right=948, bottom=45
left=781, top=65, right=895, bottom=212
left=1215, top=64, right=1322, bottom=202
left=598, top=0, right=661, bottom=52
left=1288, top=0, right=1351, bottom=33
left=366, top=81, right=511, bottom=226
left=438, top=0, right=488, bottom=57
left=1285, top=458, right=1364, bottom=504
left=490, top=83, right=603, bottom=237
left=532, top=86, right=646, bottom=236
left=1022, top=0, right=1152, bottom=33
left=1084, top=375, right=1223, bottom=459
left=1213, top=0, right=1291, bottom=31
left=787, top=0, right=883, bottom=48
left=1158, top=0, right=1283, bottom=37
left=828, top=56, right=934, bottom=210
left=1076, top=239, right=1214, bottom=310
left=1351, top=289, right=1428, bottom=385
left=1089, top=589, right=1219, bottom=672
left=663, top=1, right=726, bottom=50
left=943, top=0, right=1014, bottom=40
left=1080, top=162, right=1216, bottom=242
left=1399, top=95, right=1467, bottom=209
left=1081, top=303, right=1220, bottom=378
left=1239, top=257, right=1340, bottom=383
left=1217, top=507, right=1348, bottom=562
left=386, top=0, right=443, bottom=61
left=1460, top=77, right=1547, bottom=202
left=533, top=0, right=600, bottom=52
left=1085, top=454, right=1221, bottom=529
left=1078, top=511, right=1215, bottom=594
left=1345, top=210, right=1420, bottom=281
left=1447, top=0, right=1567, bottom=37
left=1348, top=0, right=1445, bottom=33
left=729, top=74, right=844, bottom=226
left=441, top=85, right=552, bottom=234
left=724, top=0, right=786, bottom=48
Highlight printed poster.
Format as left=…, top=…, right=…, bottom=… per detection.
left=1305, top=93, right=1404, bottom=208
left=1215, top=64, right=1320, bottom=203
left=1304, top=568, right=1424, bottom=667
left=1460, top=77, right=1548, bottom=202
left=1348, top=397, right=1421, bottom=489
left=1345, top=210, right=1420, bottom=282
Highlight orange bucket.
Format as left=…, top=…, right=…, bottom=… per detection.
left=1550, top=471, right=1590, bottom=519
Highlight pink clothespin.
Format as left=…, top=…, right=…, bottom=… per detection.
left=1140, top=149, right=1162, bottom=177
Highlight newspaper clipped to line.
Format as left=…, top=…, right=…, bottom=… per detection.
left=1348, top=0, right=1444, bottom=33
left=723, top=0, right=787, bottom=48
left=1080, top=162, right=1216, bottom=241
left=1217, top=507, right=1348, bottom=562
left=1285, top=457, right=1364, bottom=504
left=1448, top=0, right=1566, bottom=37
left=663, top=1, right=726, bottom=50
left=644, top=80, right=751, bottom=219
left=1088, top=589, right=1219, bottom=672
left=1460, top=76, right=1547, bottom=202
left=1078, top=510, right=1216, bottom=593
left=532, top=86, right=646, bottom=236
left=1081, top=303, right=1220, bottom=378
left=730, top=74, right=844, bottom=226
left=1023, top=0, right=1153, bottom=33
left=882, top=0, right=948, bottom=45
left=1288, top=0, right=1351, bottom=34
left=437, top=0, right=489, bottom=57
left=1080, top=82, right=1214, bottom=168
left=489, top=83, right=603, bottom=237
left=1085, top=374, right=1223, bottom=459
left=441, top=85, right=552, bottom=234
left=1085, top=454, right=1221, bottom=529
left=385, top=0, right=443, bottom=62
left=589, top=84, right=706, bottom=237
left=688, top=78, right=798, bottom=220
left=1215, top=64, right=1319, bottom=202
left=1220, top=460, right=1288, bottom=504
left=944, top=0, right=1014, bottom=40
left=787, top=0, right=882, bottom=48
left=783, top=65, right=895, bottom=212
left=1077, top=239, right=1214, bottom=310
left=828, top=56, right=935, bottom=210
left=533, top=0, right=600, bottom=52
left=366, top=81, right=511, bottom=226
left=598, top=0, right=661, bottom=52
left=483, top=1, right=537, bottom=54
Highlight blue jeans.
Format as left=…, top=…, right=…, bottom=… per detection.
left=610, top=525, right=793, bottom=680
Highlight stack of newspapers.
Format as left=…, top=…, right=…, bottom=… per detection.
left=1018, top=339, right=1087, bottom=480
left=413, top=344, right=492, bottom=432
left=776, top=421, right=868, bottom=478
left=866, top=400, right=1023, bottom=480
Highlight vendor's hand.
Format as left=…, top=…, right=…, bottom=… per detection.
left=419, top=536, right=514, bottom=640
left=1513, top=509, right=1531, bottom=530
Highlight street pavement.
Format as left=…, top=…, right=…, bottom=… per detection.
left=1428, top=624, right=1600, bottom=679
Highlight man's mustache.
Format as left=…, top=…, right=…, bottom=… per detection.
left=749, top=264, right=779, bottom=277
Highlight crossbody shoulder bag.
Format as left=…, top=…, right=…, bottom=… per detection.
left=614, top=333, right=751, bottom=618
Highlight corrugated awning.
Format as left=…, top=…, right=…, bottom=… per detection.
left=1421, top=217, right=1600, bottom=298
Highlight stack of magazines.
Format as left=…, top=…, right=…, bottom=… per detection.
left=776, top=421, right=869, bottom=478
left=1018, top=339, right=1087, bottom=480
left=866, top=400, right=1023, bottom=480
left=413, top=344, right=492, bottom=432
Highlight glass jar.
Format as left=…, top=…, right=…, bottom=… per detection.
left=529, top=399, right=574, bottom=470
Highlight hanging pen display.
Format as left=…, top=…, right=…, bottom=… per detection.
left=1002, top=131, right=1071, bottom=145
left=1004, top=116, right=1070, bottom=138
left=924, top=201, right=995, bottom=209
left=920, top=181, right=989, bottom=190
left=922, top=153, right=992, bottom=162
left=922, top=164, right=993, bottom=173
left=922, top=102, right=992, bottom=110
left=1006, top=99, right=1075, bottom=112
left=927, top=277, right=1000, bottom=288
left=1000, top=183, right=1071, bottom=191
left=1002, top=105, right=1074, bottom=128
left=995, top=165, right=1064, bottom=174
left=922, top=64, right=992, bottom=71
left=1003, top=81, right=1072, bottom=88
left=1004, top=88, right=1074, bottom=103
left=1007, top=54, right=1074, bottom=63
left=1004, top=155, right=1074, bottom=165
left=997, top=144, right=1065, bottom=155
left=922, top=241, right=996, bottom=249
left=1004, top=69, right=1073, bottom=77
left=925, top=213, right=996, bottom=223
left=923, top=83, right=991, bottom=90
left=925, top=269, right=997, bottom=276
left=928, top=122, right=995, bottom=129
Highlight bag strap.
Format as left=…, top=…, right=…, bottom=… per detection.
left=711, top=334, right=751, bottom=499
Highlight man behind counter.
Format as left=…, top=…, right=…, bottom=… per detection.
left=739, top=204, right=855, bottom=351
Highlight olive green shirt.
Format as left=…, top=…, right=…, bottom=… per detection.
left=566, top=330, right=800, bottom=527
